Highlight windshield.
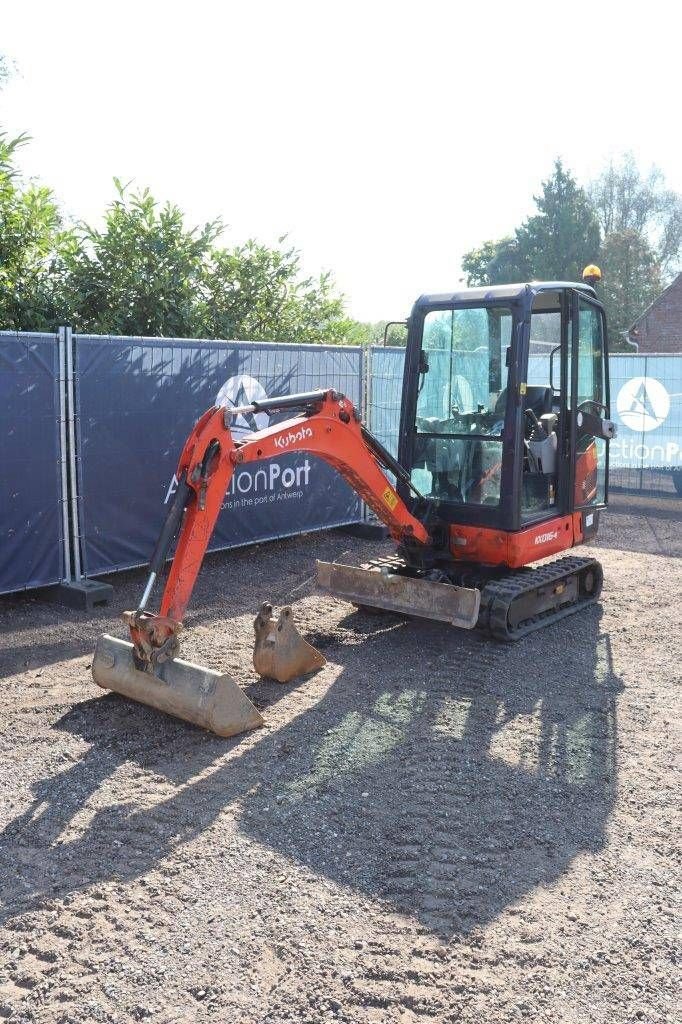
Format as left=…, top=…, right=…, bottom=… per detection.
left=412, top=305, right=513, bottom=506
left=416, top=306, right=512, bottom=434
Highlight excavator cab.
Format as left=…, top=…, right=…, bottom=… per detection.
left=397, top=282, right=614, bottom=550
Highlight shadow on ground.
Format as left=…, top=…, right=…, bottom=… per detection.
left=0, top=601, right=622, bottom=940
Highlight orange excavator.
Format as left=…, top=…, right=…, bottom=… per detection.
left=93, top=272, right=616, bottom=736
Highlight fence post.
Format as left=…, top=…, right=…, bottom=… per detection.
left=640, top=354, right=647, bottom=492
left=50, top=327, right=113, bottom=610
left=64, top=325, right=83, bottom=580
left=57, top=327, right=73, bottom=583
left=362, top=344, right=373, bottom=522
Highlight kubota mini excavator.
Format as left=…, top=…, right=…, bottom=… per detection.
left=93, top=272, right=616, bottom=736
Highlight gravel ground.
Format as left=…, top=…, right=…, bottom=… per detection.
left=0, top=493, right=680, bottom=1023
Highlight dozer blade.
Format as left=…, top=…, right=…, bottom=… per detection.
left=92, top=634, right=264, bottom=738
left=253, top=603, right=326, bottom=683
left=316, top=560, right=481, bottom=629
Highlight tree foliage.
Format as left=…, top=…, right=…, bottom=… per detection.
left=0, top=132, right=72, bottom=331
left=60, top=182, right=221, bottom=337
left=462, top=155, right=681, bottom=349
left=59, top=184, right=358, bottom=342
left=589, top=153, right=681, bottom=274
left=597, top=230, right=662, bottom=343
left=462, top=160, right=600, bottom=287
left=3, top=114, right=681, bottom=348
left=348, top=320, right=409, bottom=346
left=200, top=239, right=357, bottom=344
left=588, top=154, right=681, bottom=341
left=0, top=134, right=361, bottom=343
left=461, top=237, right=521, bottom=288
left=515, top=160, right=601, bottom=282
left=1, top=58, right=72, bottom=330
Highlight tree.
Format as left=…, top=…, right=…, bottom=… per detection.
left=462, top=160, right=601, bottom=286
left=345, top=320, right=409, bottom=346
left=589, top=154, right=681, bottom=344
left=515, top=160, right=601, bottom=281
left=0, top=132, right=71, bottom=330
left=382, top=322, right=408, bottom=346
left=200, top=238, right=356, bottom=344
left=0, top=69, right=386, bottom=344
left=598, top=230, right=661, bottom=345
left=589, top=153, right=681, bottom=276
left=59, top=183, right=360, bottom=343
left=461, top=237, right=525, bottom=286
left=61, top=181, right=221, bottom=336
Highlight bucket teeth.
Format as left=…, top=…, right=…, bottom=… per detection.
left=253, top=603, right=326, bottom=683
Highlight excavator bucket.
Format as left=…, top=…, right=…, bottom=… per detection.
left=92, top=634, right=264, bottom=738
left=316, top=560, right=481, bottom=629
left=253, top=603, right=326, bottom=683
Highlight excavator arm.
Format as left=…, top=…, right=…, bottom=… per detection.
left=124, top=389, right=431, bottom=669
left=93, top=387, right=481, bottom=737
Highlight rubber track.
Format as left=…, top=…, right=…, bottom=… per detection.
left=478, top=556, right=603, bottom=642
left=358, top=554, right=604, bottom=643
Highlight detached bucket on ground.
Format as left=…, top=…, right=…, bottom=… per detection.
left=253, top=603, right=326, bottom=683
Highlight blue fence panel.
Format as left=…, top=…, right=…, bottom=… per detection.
left=75, top=336, right=363, bottom=576
left=610, top=354, right=682, bottom=493
left=0, top=332, right=64, bottom=594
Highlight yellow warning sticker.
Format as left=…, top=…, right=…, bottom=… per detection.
left=382, top=486, right=398, bottom=510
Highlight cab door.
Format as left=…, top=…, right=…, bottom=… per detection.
left=569, top=292, right=613, bottom=538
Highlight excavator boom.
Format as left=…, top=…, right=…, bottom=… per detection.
left=159, top=388, right=430, bottom=629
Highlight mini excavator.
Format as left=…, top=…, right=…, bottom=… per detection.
left=93, top=271, right=616, bottom=736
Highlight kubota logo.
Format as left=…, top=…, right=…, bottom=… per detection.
left=274, top=426, right=313, bottom=450
left=215, top=373, right=269, bottom=437
left=534, top=530, right=559, bottom=545
left=616, top=376, right=670, bottom=433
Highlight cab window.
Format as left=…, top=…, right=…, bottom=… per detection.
left=412, top=306, right=511, bottom=505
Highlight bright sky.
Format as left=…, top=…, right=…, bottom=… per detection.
left=2, top=1, right=680, bottom=322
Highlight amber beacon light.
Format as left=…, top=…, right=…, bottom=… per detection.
left=582, top=264, right=602, bottom=287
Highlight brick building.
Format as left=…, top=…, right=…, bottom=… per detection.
left=627, top=273, right=682, bottom=353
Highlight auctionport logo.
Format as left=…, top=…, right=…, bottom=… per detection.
left=164, top=374, right=315, bottom=504
left=215, top=373, right=269, bottom=436
left=616, top=377, right=670, bottom=433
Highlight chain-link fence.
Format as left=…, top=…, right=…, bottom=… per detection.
left=3, top=330, right=680, bottom=596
